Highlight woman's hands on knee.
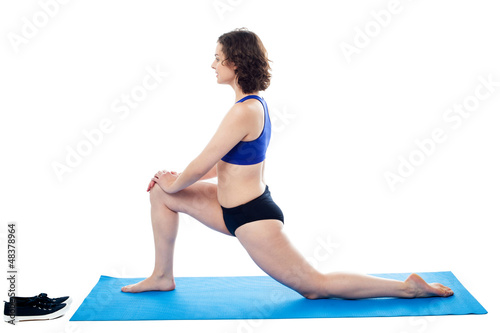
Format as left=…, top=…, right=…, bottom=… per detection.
left=147, top=170, right=179, bottom=192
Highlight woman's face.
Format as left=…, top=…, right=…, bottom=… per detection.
left=211, top=43, right=236, bottom=86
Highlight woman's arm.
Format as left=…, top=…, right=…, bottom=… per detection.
left=153, top=103, right=254, bottom=193
left=199, top=165, right=217, bottom=181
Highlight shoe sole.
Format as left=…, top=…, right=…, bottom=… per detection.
left=3, top=303, right=69, bottom=322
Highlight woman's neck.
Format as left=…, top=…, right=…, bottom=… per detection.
left=233, top=88, right=259, bottom=103
left=230, top=78, right=258, bottom=103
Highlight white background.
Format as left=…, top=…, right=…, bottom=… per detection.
left=1, top=0, right=499, bottom=332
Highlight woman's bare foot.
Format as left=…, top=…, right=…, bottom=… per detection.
left=121, top=274, right=176, bottom=293
left=404, top=273, right=454, bottom=298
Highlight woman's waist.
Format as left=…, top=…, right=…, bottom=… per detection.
left=217, top=181, right=266, bottom=208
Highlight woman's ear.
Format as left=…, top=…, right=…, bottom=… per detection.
left=226, top=60, right=237, bottom=71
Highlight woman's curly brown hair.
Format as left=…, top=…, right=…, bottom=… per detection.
left=217, top=28, right=271, bottom=94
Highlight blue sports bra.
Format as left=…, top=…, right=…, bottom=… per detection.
left=221, top=95, right=271, bottom=165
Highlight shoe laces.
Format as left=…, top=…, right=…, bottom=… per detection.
left=26, top=293, right=58, bottom=307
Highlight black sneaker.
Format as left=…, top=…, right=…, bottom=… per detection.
left=10, top=293, right=71, bottom=307
left=4, top=301, right=69, bottom=322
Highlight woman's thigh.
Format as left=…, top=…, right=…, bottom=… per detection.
left=151, top=181, right=231, bottom=236
left=235, top=220, right=323, bottom=298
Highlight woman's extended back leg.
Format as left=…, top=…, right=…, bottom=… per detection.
left=235, top=221, right=454, bottom=299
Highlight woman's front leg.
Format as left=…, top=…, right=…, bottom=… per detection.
left=122, top=181, right=230, bottom=293
left=121, top=184, right=179, bottom=293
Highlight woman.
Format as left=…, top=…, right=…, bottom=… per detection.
left=121, top=28, right=453, bottom=299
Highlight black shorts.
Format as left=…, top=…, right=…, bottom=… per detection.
left=221, top=186, right=284, bottom=236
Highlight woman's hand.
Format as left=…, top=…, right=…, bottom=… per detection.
left=147, top=170, right=180, bottom=193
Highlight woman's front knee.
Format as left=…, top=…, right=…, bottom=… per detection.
left=149, top=184, right=164, bottom=202
left=149, top=185, right=181, bottom=211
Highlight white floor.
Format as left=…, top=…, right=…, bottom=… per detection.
left=1, top=1, right=499, bottom=332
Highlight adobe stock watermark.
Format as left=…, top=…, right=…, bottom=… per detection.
left=64, top=322, right=83, bottom=333
left=304, top=234, right=340, bottom=270
left=7, top=0, right=71, bottom=54
left=398, top=316, right=439, bottom=333
left=235, top=234, right=340, bottom=333
left=6, top=222, right=18, bottom=325
left=51, top=64, right=168, bottom=182
left=394, top=296, right=445, bottom=333
left=340, top=0, right=414, bottom=64
left=384, top=73, right=499, bottom=191
left=212, top=0, right=244, bottom=21
left=269, top=104, right=296, bottom=135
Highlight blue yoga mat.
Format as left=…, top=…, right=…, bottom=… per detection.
left=70, top=271, right=486, bottom=321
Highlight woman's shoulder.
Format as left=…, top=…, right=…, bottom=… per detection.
left=230, top=98, right=263, bottom=118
